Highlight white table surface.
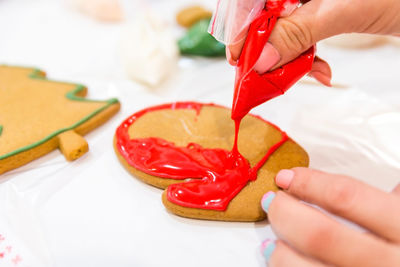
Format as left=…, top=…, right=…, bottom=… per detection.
left=0, top=0, right=399, bottom=266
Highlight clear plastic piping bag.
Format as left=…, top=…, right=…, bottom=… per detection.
left=208, top=0, right=266, bottom=45
left=208, top=0, right=302, bottom=46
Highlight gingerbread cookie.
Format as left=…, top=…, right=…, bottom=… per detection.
left=0, top=65, right=120, bottom=175
left=176, top=6, right=212, bottom=28
left=114, top=102, right=308, bottom=222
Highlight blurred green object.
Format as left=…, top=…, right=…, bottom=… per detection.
left=178, top=18, right=226, bottom=57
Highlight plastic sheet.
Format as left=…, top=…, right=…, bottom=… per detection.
left=291, top=89, right=400, bottom=190
left=0, top=0, right=399, bottom=266
left=1, top=83, right=399, bottom=267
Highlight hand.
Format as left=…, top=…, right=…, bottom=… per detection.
left=260, top=167, right=400, bottom=266
left=228, top=0, right=400, bottom=86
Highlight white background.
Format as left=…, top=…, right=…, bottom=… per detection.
left=0, top=0, right=399, bottom=266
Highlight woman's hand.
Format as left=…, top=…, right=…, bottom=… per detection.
left=228, top=0, right=400, bottom=85
left=261, top=167, right=400, bottom=266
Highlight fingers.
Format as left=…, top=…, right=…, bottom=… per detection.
left=275, top=168, right=400, bottom=243
left=226, top=38, right=246, bottom=65
left=266, top=17, right=314, bottom=69
left=228, top=0, right=333, bottom=86
left=266, top=0, right=361, bottom=69
left=266, top=240, right=327, bottom=267
left=229, top=0, right=400, bottom=75
left=263, top=0, right=400, bottom=69
left=226, top=48, right=236, bottom=66
left=263, top=191, right=400, bottom=267
left=252, top=45, right=332, bottom=87
left=308, top=56, right=332, bottom=87
left=253, top=43, right=281, bottom=74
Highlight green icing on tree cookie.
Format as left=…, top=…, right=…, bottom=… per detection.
left=0, top=66, right=119, bottom=160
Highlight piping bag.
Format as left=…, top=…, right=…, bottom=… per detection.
left=209, top=0, right=315, bottom=120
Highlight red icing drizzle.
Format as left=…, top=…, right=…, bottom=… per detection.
left=231, top=6, right=315, bottom=120
left=116, top=102, right=288, bottom=211
left=116, top=2, right=314, bottom=211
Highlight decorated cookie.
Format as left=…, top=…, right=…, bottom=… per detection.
left=114, top=102, right=308, bottom=222
left=0, top=66, right=120, bottom=175
left=178, top=18, right=226, bottom=57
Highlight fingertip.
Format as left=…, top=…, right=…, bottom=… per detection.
left=254, top=42, right=281, bottom=74
left=261, top=191, right=276, bottom=212
left=309, top=71, right=332, bottom=87
left=227, top=38, right=246, bottom=65
left=261, top=239, right=276, bottom=261
left=309, top=57, right=332, bottom=87
left=261, top=238, right=274, bottom=252
left=226, top=48, right=237, bottom=66
left=275, top=169, right=295, bottom=190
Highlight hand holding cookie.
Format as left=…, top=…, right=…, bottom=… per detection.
left=261, top=168, right=400, bottom=266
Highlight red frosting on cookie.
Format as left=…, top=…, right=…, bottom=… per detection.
left=115, top=102, right=288, bottom=211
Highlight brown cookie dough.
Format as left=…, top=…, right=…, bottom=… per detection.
left=176, top=6, right=212, bottom=28
left=0, top=66, right=120, bottom=175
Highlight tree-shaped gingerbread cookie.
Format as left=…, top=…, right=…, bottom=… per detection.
left=0, top=65, right=120, bottom=175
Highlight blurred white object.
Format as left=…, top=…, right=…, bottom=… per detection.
left=323, top=33, right=386, bottom=49
left=118, top=12, right=178, bottom=87
left=70, top=0, right=123, bottom=22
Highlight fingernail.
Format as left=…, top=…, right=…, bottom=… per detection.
left=309, top=71, right=332, bottom=87
left=261, top=191, right=276, bottom=212
left=275, top=169, right=295, bottom=190
left=254, top=42, right=281, bottom=74
left=261, top=239, right=276, bottom=261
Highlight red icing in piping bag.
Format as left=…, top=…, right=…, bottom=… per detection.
left=231, top=7, right=315, bottom=121
left=115, top=1, right=314, bottom=211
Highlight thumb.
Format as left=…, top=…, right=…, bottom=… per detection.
left=254, top=0, right=336, bottom=85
